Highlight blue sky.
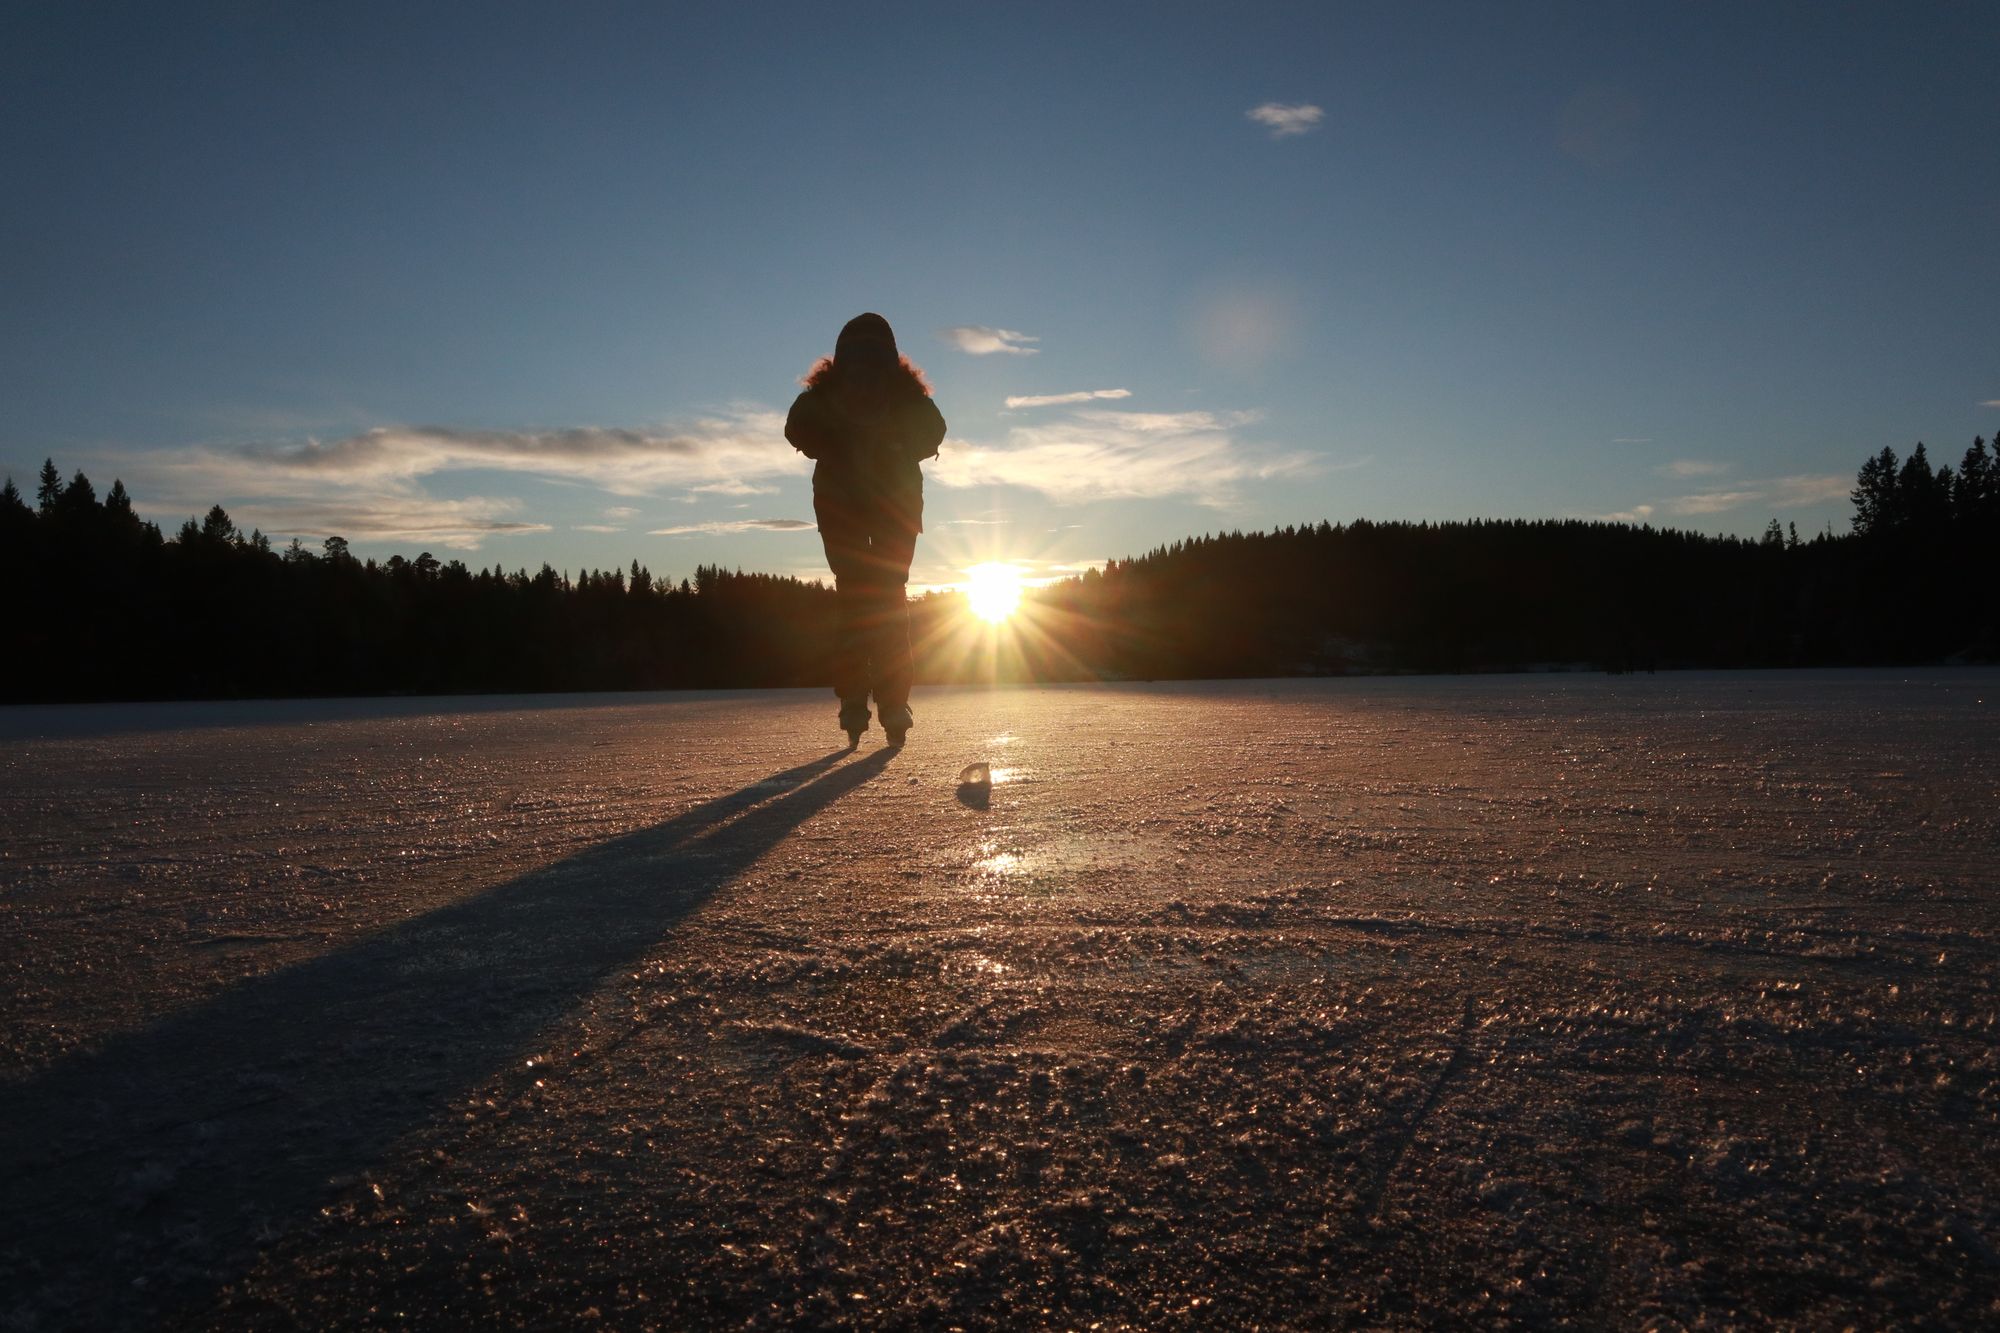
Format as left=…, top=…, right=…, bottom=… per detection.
left=4, top=2, right=1996, bottom=589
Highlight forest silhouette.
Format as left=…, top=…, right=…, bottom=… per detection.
left=2, top=436, right=1995, bottom=703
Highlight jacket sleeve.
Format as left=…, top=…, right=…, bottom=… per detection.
left=905, top=396, right=947, bottom=462
left=784, top=390, right=831, bottom=460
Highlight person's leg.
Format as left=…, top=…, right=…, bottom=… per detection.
left=813, top=493, right=872, bottom=720
left=865, top=520, right=920, bottom=714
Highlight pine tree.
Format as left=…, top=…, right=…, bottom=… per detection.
left=37, top=459, right=62, bottom=515
left=0, top=478, right=30, bottom=555
left=1957, top=437, right=1993, bottom=528
left=1897, top=443, right=1951, bottom=532
left=1851, top=446, right=1898, bottom=535
left=199, top=504, right=238, bottom=544
left=54, top=470, right=100, bottom=528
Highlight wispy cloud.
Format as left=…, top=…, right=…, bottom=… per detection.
left=648, top=518, right=815, bottom=537
left=1770, top=473, right=1852, bottom=507
left=931, top=408, right=1325, bottom=506
left=175, top=495, right=552, bottom=551
left=108, top=408, right=803, bottom=549
left=941, top=326, right=1040, bottom=356
left=1981, top=399, right=2000, bottom=408
left=198, top=413, right=798, bottom=497
left=1592, top=504, right=1656, bottom=524
left=573, top=524, right=625, bottom=533
left=1657, top=459, right=1730, bottom=479
left=1247, top=102, right=1324, bottom=138
left=1667, top=490, right=1765, bottom=516
left=687, top=479, right=776, bottom=497
left=1634, top=472, right=1854, bottom=523
left=1004, top=388, right=1132, bottom=410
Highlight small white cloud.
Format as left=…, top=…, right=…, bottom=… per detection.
left=1247, top=102, right=1324, bottom=138
left=688, top=479, right=776, bottom=497
left=1004, top=389, right=1132, bottom=410
left=1668, top=490, right=1764, bottom=516
left=573, top=524, right=625, bottom=533
left=1657, top=459, right=1730, bottom=479
left=942, top=326, right=1040, bottom=356
left=1591, top=505, right=1656, bottom=524
left=1982, top=399, right=2000, bottom=408
left=603, top=505, right=639, bottom=520
left=648, top=518, right=815, bottom=537
left=1770, top=474, right=1853, bottom=507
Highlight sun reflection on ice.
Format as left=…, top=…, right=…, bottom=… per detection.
left=973, top=842, right=1023, bottom=876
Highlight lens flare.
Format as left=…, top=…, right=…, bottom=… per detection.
left=965, top=562, right=1024, bottom=623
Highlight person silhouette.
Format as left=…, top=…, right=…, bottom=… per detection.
left=785, top=313, right=947, bottom=747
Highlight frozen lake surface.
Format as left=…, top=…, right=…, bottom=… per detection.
left=3, top=672, right=1997, bottom=1327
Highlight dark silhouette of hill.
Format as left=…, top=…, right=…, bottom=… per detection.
left=1, top=435, right=1994, bottom=703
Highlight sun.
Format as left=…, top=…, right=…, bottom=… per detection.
left=965, top=562, right=1025, bottom=624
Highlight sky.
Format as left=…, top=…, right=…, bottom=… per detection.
left=4, top=1, right=1996, bottom=591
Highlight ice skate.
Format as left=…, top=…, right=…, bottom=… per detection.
left=838, top=701, right=871, bottom=749
left=879, top=703, right=912, bottom=748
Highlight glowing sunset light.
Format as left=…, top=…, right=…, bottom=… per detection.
left=965, top=562, right=1025, bottom=623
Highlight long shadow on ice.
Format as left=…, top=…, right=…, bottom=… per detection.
left=0, top=745, right=896, bottom=1327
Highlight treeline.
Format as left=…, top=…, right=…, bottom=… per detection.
left=0, top=461, right=838, bottom=700
left=2, top=437, right=1995, bottom=702
left=1029, top=435, right=1999, bottom=679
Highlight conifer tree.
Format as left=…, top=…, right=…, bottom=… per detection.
left=0, top=478, right=30, bottom=560
left=1957, top=437, right=1993, bottom=527
left=199, top=504, right=238, bottom=544
left=1897, top=443, right=1951, bottom=531
left=37, top=459, right=62, bottom=514
left=59, top=469, right=98, bottom=515
left=1851, top=446, right=1898, bottom=535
